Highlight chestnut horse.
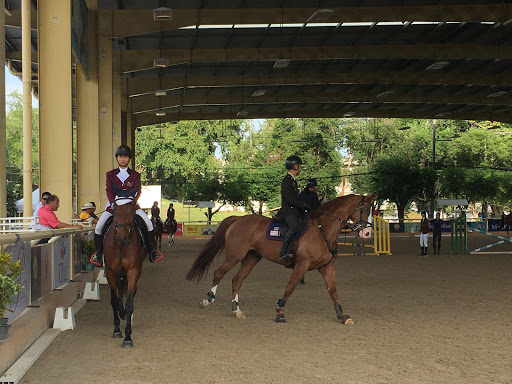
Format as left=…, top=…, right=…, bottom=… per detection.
left=104, top=199, right=147, bottom=347
left=186, top=193, right=376, bottom=324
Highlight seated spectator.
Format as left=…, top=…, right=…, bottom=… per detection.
left=37, top=195, right=82, bottom=244
left=79, top=202, right=99, bottom=224
left=32, top=191, right=51, bottom=230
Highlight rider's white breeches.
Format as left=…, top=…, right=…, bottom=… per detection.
left=95, top=209, right=154, bottom=235
left=419, top=233, right=428, bottom=247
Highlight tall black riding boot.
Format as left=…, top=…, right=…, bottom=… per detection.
left=279, top=232, right=295, bottom=260
left=146, top=230, right=164, bottom=263
left=420, top=246, right=424, bottom=256
left=90, top=233, right=104, bottom=267
left=424, top=247, right=428, bottom=256
left=433, top=244, right=437, bottom=255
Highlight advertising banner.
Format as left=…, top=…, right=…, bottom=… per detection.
left=53, top=236, right=71, bottom=289
left=201, top=225, right=217, bottom=235
left=5, top=241, right=31, bottom=324
left=176, top=223, right=183, bottom=236
left=183, top=224, right=202, bottom=236
left=73, top=234, right=83, bottom=277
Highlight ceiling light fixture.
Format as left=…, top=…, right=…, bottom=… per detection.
left=251, top=90, right=266, bottom=97
left=344, top=112, right=355, bottom=117
left=153, top=7, right=172, bottom=21
left=237, top=111, right=249, bottom=117
left=4, top=9, right=12, bottom=17
left=156, top=111, right=166, bottom=116
left=426, top=61, right=449, bottom=71
left=153, top=58, right=169, bottom=68
left=377, top=91, right=394, bottom=98
left=273, top=59, right=290, bottom=69
left=307, top=9, right=334, bottom=23
left=155, top=90, right=167, bottom=96
left=487, top=91, right=507, bottom=97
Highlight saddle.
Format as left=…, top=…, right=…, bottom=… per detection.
left=266, top=216, right=308, bottom=241
left=102, top=215, right=149, bottom=249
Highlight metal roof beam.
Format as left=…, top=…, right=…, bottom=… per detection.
left=133, top=108, right=512, bottom=127
left=120, top=45, right=512, bottom=72
left=130, top=92, right=512, bottom=114
left=108, top=5, right=512, bottom=37
left=127, top=72, right=512, bottom=96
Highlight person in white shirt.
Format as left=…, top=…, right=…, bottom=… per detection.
left=32, top=191, right=51, bottom=230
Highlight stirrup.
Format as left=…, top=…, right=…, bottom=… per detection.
left=90, top=251, right=103, bottom=267
left=149, top=250, right=164, bottom=263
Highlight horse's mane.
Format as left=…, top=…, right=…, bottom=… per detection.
left=310, top=194, right=359, bottom=219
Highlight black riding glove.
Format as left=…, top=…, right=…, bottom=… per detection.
left=304, top=204, right=312, bottom=212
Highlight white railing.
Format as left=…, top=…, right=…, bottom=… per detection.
left=0, top=216, right=39, bottom=233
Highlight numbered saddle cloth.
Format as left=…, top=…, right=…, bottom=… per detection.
left=265, top=221, right=309, bottom=241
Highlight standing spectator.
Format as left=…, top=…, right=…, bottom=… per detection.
left=37, top=195, right=82, bottom=244
left=430, top=212, right=444, bottom=255
left=79, top=202, right=99, bottom=224
left=32, top=191, right=51, bottom=230
left=501, top=211, right=506, bottom=229
left=419, top=211, right=429, bottom=256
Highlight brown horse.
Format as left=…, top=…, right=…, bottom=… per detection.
left=151, top=217, right=163, bottom=249
left=104, top=199, right=147, bottom=347
left=186, top=193, right=376, bottom=324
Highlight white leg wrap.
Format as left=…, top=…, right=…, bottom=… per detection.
left=95, top=212, right=113, bottom=235
left=136, top=209, right=153, bottom=231
left=232, top=294, right=243, bottom=315
left=201, top=285, right=218, bottom=307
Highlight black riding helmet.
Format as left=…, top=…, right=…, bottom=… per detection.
left=285, top=155, right=302, bottom=170
left=115, top=145, right=132, bottom=158
left=306, top=178, right=317, bottom=188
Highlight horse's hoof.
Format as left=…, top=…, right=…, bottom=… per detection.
left=235, top=313, right=246, bottom=319
left=113, top=331, right=123, bottom=338
left=199, top=301, right=206, bottom=309
left=122, top=340, right=134, bottom=348
left=275, top=314, right=286, bottom=323
left=341, top=315, right=354, bottom=325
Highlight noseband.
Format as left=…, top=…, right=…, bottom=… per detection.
left=113, top=199, right=136, bottom=247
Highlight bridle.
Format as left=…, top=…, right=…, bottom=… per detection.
left=113, top=198, right=136, bottom=247
left=312, top=195, right=373, bottom=232
left=312, top=195, right=373, bottom=265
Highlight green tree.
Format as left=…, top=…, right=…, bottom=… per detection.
left=5, top=91, right=39, bottom=215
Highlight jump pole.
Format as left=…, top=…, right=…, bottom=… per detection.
left=468, top=227, right=512, bottom=254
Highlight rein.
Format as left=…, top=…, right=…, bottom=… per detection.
left=112, top=198, right=136, bottom=251
left=311, top=195, right=373, bottom=268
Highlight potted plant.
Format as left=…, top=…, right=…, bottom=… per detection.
left=82, top=240, right=95, bottom=272
left=0, top=250, right=23, bottom=340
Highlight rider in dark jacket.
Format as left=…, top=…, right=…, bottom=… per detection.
left=279, top=155, right=310, bottom=260
left=299, top=178, right=322, bottom=211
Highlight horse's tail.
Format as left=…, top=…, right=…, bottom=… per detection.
left=186, top=216, right=238, bottom=283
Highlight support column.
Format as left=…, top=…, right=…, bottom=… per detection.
left=22, top=0, right=33, bottom=218
left=76, top=10, right=100, bottom=209
left=0, top=0, right=6, bottom=217
left=130, top=117, right=136, bottom=170
left=112, top=51, right=122, bottom=168
left=98, top=10, right=113, bottom=210
left=38, top=0, right=73, bottom=221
